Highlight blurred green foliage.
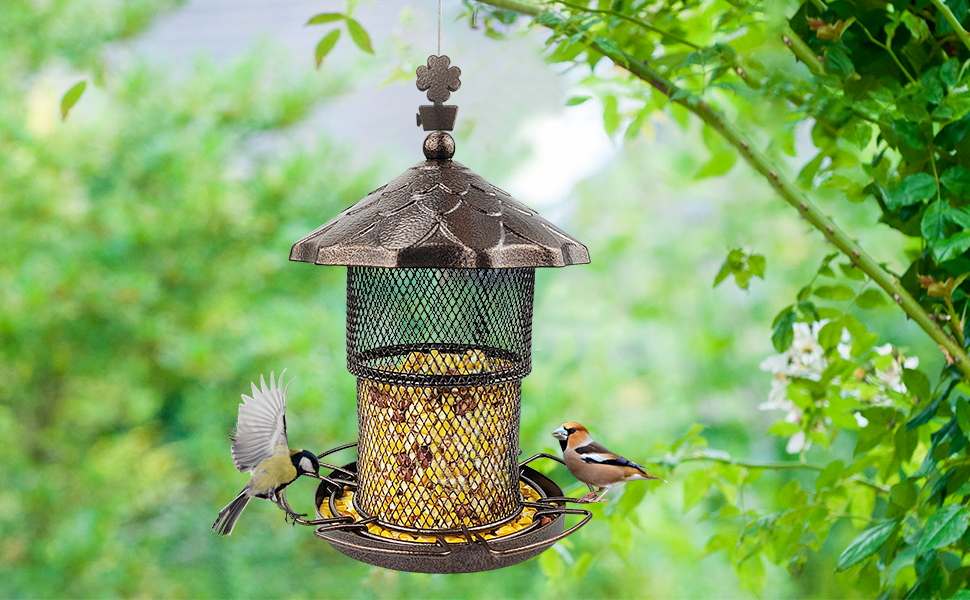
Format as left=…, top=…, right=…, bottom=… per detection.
left=6, top=0, right=966, bottom=598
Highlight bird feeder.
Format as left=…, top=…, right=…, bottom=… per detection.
left=283, top=56, right=592, bottom=573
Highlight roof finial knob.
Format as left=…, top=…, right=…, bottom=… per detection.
left=423, top=131, right=455, bottom=160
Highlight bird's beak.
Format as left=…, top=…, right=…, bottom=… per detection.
left=551, top=426, right=568, bottom=441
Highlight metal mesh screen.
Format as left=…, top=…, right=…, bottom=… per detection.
left=346, top=267, right=535, bottom=531
left=355, top=378, right=521, bottom=531
left=346, top=267, right=535, bottom=386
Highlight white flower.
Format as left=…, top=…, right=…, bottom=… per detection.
left=759, top=321, right=830, bottom=382
left=760, top=319, right=921, bottom=454
left=786, top=431, right=808, bottom=454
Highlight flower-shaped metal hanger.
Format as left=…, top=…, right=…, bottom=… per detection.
left=416, top=55, right=461, bottom=131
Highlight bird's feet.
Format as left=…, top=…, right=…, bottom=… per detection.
left=579, top=491, right=601, bottom=503
left=277, top=502, right=308, bottom=524
left=284, top=509, right=308, bottom=525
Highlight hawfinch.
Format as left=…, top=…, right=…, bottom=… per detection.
left=552, top=422, right=664, bottom=502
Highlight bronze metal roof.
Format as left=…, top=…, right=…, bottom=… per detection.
left=289, top=133, right=589, bottom=269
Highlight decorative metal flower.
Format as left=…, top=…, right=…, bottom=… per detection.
left=416, top=55, right=461, bottom=105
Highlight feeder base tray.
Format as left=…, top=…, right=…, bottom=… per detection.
left=311, top=462, right=586, bottom=574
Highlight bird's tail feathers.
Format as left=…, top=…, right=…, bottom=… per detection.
left=213, top=489, right=251, bottom=536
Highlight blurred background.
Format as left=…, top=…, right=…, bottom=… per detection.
left=0, top=0, right=932, bottom=597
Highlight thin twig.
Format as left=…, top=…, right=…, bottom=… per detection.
left=551, top=0, right=701, bottom=49
left=852, top=21, right=917, bottom=84
left=930, top=0, right=970, bottom=53
left=675, top=454, right=890, bottom=492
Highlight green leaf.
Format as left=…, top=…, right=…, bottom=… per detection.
left=817, top=459, right=845, bottom=490
left=694, top=151, right=736, bottom=179
left=908, top=380, right=956, bottom=430
left=824, top=43, right=855, bottom=78
left=855, top=288, right=888, bottom=309
left=889, top=481, right=918, bottom=512
left=314, top=30, right=341, bottom=68
left=935, top=231, right=970, bottom=262
left=738, top=556, right=766, bottom=595
left=306, top=13, right=344, bottom=25
left=936, top=114, right=970, bottom=147
left=923, top=200, right=949, bottom=241
left=767, top=421, right=801, bottom=436
left=884, top=173, right=938, bottom=210
left=839, top=262, right=866, bottom=280
left=892, top=120, right=927, bottom=150
left=593, top=36, right=623, bottom=59
left=682, top=469, right=711, bottom=511
left=748, top=254, right=766, bottom=278
left=921, top=67, right=945, bottom=105
left=814, top=285, right=855, bottom=301
left=958, top=398, right=970, bottom=434
left=916, top=504, right=969, bottom=553
left=346, top=18, right=374, bottom=54
left=771, top=307, right=797, bottom=352
left=836, top=520, right=897, bottom=571
left=565, top=96, right=591, bottom=106
left=60, top=81, right=86, bottom=120
left=941, top=166, right=970, bottom=200
left=713, top=249, right=740, bottom=287
left=903, top=368, right=931, bottom=402
left=535, top=11, right=566, bottom=27
left=842, top=314, right=878, bottom=356
left=548, top=40, right=587, bottom=63
left=818, top=319, right=844, bottom=350
left=901, top=11, right=932, bottom=41
left=602, top=95, right=619, bottom=135
left=941, top=58, right=961, bottom=87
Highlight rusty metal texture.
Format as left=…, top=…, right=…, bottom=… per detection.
left=289, top=133, right=590, bottom=269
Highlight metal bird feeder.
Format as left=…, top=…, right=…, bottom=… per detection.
left=283, top=55, right=592, bottom=573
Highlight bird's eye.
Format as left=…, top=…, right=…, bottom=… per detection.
left=567, top=428, right=577, bottom=434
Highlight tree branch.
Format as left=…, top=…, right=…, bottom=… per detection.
left=669, top=454, right=890, bottom=492
left=781, top=25, right=825, bottom=77
left=473, top=0, right=970, bottom=379
left=552, top=0, right=701, bottom=49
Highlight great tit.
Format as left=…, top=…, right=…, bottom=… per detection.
left=213, top=370, right=320, bottom=536
left=552, top=422, right=664, bottom=502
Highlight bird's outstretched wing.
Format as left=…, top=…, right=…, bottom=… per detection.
left=230, top=370, right=292, bottom=473
left=574, top=441, right=646, bottom=472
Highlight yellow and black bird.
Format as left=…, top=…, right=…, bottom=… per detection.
left=213, top=370, right=319, bottom=536
left=552, top=422, right=664, bottom=503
